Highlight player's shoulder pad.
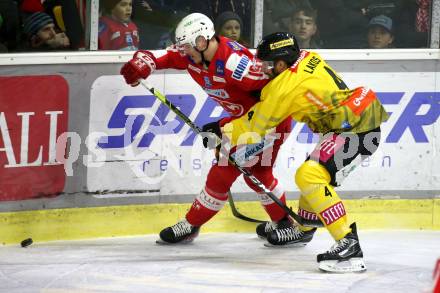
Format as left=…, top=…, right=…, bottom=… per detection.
left=225, top=53, right=251, bottom=81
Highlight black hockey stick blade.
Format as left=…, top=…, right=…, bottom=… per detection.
left=227, top=192, right=265, bottom=223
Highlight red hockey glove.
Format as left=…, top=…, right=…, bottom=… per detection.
left=120, top=51, right=157, bottom=86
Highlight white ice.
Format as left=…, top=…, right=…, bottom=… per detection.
left=0, top=230, right=439, bottom=293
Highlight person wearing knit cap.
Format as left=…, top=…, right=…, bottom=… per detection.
left=215, top=11, right=249, bottom=47
left=98, top=0, right=139, bottom=50
left=23, top=12, right=70, bottom=50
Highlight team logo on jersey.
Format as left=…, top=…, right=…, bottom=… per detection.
left=227, top=41, right=243, bottom=51
left=222, top=101, right=244, bottom=116
left=215, top=60, right=225, bottom=76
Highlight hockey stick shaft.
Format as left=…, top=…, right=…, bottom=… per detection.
left=140, top=80, right=305, bottom=225
left=142, top=81, right=260, bottom=223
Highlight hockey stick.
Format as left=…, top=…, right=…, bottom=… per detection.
left=140, top=80, right=306, bottom=226
left=227, top=191, right=265, bottom=223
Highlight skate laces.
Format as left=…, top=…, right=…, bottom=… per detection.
left=328, top=238, right=351, bottom=254
left=265, top=221, right=278, bottom=233
left=275, top=225, right=303, bottom=242
left=171, top=220, right=193, bottom=237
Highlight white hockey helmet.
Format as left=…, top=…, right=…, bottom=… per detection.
left=175, top=13, right=215, bottom=48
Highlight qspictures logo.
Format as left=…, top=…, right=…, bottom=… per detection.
left=0, top=76, right=69, bottom=201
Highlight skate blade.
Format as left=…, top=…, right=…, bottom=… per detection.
left=318, top=257, right=367, bottom=273
left=263, top=242, right=307, bottom=248
left=156, top=237, right=196, bottom=245
left=155, top=238, right=195, bottom=245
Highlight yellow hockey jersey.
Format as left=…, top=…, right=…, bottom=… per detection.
left=224, top=50, right=389, bottom=145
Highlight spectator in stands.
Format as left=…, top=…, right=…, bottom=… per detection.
left=22, top=11, right=70, bottom=51
left=212, top=0, right=252, bottom=45
left=263, top=0, right=312, bottom=36
left=99, top=0, right=139, bottom=50
left=215, top=11, right=249, bottom=47
left=362, top=0, right=428, bottom=47
left=288, top=5, right=321, bottom=48
left=367, top=14, right=394, bottom=48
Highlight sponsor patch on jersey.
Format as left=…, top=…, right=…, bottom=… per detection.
left=215, top=60, right=225, bottom=76
left=204, top=76, right=212, bottom=88
left=229, top=55, right=250, bottom=81
left=270, top=38, right=294, bottom=50
left=346, top=87, right=376, bottom=116
left=320, top=202, right=346, bottom=225
left=310, top=134, right=346, bottom=162
left=341, top=120, right=352, bottom=129
left=227, top=41, right=243, bottom=51
left=213, top=76, right=226, bottom=83
left=231, top=138, right=275, bottom=166
left=204, top=88, right=230, bottom=99
left=187, top=64, right=201, bottom=73
left=305, top=91, right=329, bottom=110
left=298, top=208, right=319, bottom=220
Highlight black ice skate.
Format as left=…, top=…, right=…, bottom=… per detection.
left=317, top=222, right=367, bottom=273
left=264, top=219, right=317, bottom=247
left=156, top=219, right=200, bottom=244
left=256, top=221, right=278, bottom=239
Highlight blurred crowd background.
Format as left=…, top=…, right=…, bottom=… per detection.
left=0, top=0, right=433, bottom=52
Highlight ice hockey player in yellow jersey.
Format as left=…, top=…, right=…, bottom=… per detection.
left=221, top=32, right=389, bottom=273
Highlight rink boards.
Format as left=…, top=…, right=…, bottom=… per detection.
left=0, top=50, right=439, bottom=244
left=1, top=199, right=439, bottom=244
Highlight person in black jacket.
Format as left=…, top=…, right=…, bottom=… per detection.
left=0, top=0, right=20, bottom=51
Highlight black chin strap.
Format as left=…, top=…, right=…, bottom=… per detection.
left=196, top=39, right=211, bottom=68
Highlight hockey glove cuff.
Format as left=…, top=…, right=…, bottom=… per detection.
left=120, top=50, right=157, bottom=86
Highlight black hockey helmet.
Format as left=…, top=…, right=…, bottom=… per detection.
left=256, top=32, right=300, bottom=65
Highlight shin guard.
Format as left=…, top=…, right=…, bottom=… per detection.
left=256, top=180, right=287, bottom=222
left=295, top=160, right=351, bottom=240
left=186, top=187, right=228, bottom=227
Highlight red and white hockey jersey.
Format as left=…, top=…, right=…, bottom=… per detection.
left=98, top=16, right=139, bottom=51
left=154, top=36, right=269, bottom=118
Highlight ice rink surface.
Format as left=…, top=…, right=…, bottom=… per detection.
left=1, top=230, right=439, bottom=293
